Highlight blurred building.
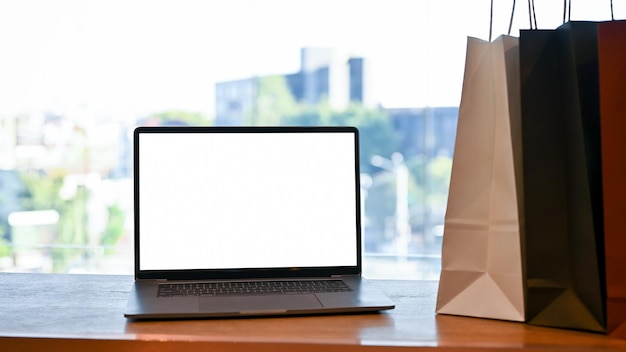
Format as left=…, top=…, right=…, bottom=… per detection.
left=215, top=48, right=376, bottom=126
left=387, top=107, right=459, bottom=160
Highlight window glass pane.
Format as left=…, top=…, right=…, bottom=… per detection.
left=0, top=0, right=617, bottom=277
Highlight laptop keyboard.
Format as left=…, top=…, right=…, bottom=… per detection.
left=157, top=279, right=353, bottom=297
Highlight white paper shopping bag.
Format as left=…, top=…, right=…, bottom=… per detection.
left=436, top=35, right=524, bottom=322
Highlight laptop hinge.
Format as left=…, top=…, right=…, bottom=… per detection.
left=136, top=278, right=167, bottom=283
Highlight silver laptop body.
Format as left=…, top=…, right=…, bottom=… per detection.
left=124, top=126, right=394, bottom=319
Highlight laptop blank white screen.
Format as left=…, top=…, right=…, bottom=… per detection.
left=138, top=131, right=358, bottom=271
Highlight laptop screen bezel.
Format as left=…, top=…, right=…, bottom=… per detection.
left=133, top=126, right=363, bottom=281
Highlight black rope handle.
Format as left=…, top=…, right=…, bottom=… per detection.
left=565, top=0, right=615, bottom=23
left=489, top=0, right=494, bottom=41
left=508, top=0, right=517, bottom=35
left=611, top=0, right=615, bottom=20
left=527, top=0, right=538, bottom=29
left=490, top=0, right=517, bottom=41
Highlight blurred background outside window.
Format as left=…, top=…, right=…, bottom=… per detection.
left=0, top=0, right=617, bottom=278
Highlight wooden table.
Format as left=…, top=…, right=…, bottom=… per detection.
left=1, top=273, right=625, bottom=351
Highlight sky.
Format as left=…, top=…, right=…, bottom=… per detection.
left=0, top=0, right=621, bottom=119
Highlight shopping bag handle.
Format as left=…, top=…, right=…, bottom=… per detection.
left=527, top=0, right=538, bottom=30
left=489, top=0, right=517, bottom=41
left=563, top=0, right=616, bottom=23
left=528, top=0, right=616, bottom=30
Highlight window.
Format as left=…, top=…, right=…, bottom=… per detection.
left=0, top=0, right=618, bottom=277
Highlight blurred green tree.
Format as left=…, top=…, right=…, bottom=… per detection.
left=250, top=75, right=299, bottom=126
left=151, top=110, right=212, bottom=125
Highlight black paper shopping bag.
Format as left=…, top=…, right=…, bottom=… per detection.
left=519, top=22, right=606, bottom=333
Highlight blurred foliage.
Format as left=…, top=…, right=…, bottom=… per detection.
left=251, top=75, right=300, bottom=126
left=18, top=171, right=125, bottom=271
left=19, top=171, right=63, bottom=211
left=427, top=155, right=452, bottom=206
left=151, top=110, right=212, bottom=126
left=19, top=171, right=87, bottom=271
left=0, top=226, right=10, bottom=258
left=100, top=204, right=126, bottom=255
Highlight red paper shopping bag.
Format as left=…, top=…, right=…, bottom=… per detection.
left=598, top=20, right=626, bottom=339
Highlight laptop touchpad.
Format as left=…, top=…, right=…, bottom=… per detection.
left=199, top=294, right=322, bottom=314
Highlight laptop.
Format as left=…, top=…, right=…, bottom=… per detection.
left=124, top=126, right=395, bottom=319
